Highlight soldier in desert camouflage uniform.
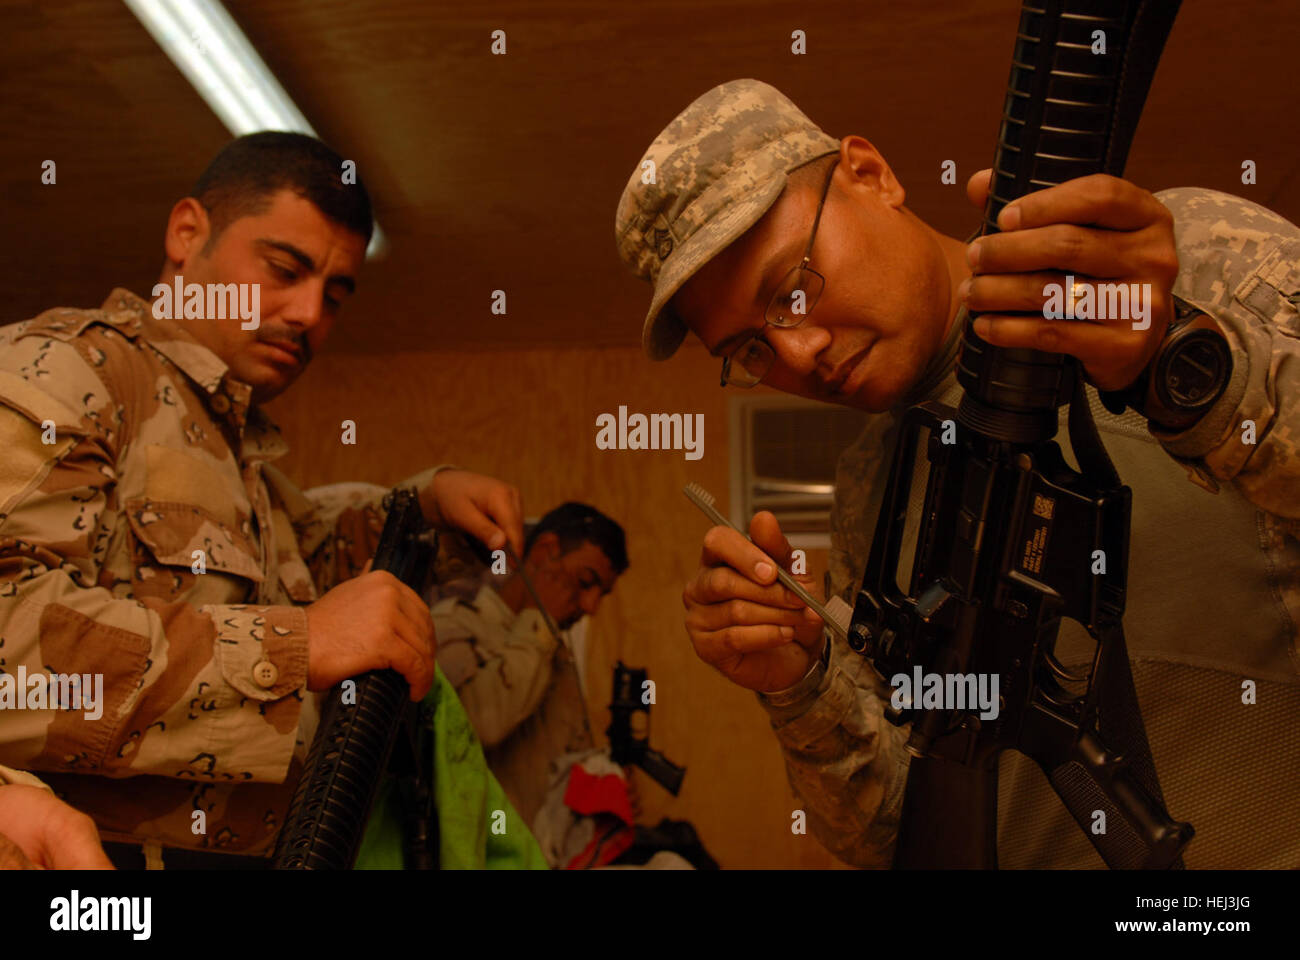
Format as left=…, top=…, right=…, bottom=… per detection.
left=0, top=132, right=526, bottom=866
left=434, top=502, right=627, bottom=830
left=615, top=80, right=1300, bottom=867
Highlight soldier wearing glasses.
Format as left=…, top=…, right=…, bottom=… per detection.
left=615, top=79, right=1300, bottom=868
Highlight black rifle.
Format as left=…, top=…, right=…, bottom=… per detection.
left=849, top=0, right=1200, bottom=869
left=607, top=662, right=686, bottom=796
left=274, top=487, right=438, bottom=869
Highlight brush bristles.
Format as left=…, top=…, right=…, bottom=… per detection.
left=684, top=482, right=715, bottom=506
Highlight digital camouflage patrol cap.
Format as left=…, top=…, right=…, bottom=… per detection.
left=615, top=79, right=840, bottom=361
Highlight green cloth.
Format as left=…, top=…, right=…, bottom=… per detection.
left=355, top=666, right=549, bottom=870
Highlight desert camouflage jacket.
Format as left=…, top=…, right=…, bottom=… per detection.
left=434, top=584, right=593, bottom=829
left=0, top=288, right=448, bottom=855
left=760, top=188, right=1300, bottom=868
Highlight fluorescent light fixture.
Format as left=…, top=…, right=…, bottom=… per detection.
left=122, top=0, right=386, bottom=259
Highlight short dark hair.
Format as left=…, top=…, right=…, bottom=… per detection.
left=524, top=502, right=629, bottom=575
left=190, top=131, right=373, bottom=248
left=786, top=153, right=837, bottom=196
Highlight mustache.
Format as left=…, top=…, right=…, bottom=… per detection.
left=257, top=326, right=311, bottom=362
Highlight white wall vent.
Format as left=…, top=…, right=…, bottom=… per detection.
left=728, top=395, right=868, bottom=549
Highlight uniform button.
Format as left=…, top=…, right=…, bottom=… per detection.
left=252, top=659, right=279, bottom=688
left=211, top=393, right=231, bottom=414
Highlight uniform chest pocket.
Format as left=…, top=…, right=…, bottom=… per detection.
left=1234, top=236, right=1300, bottom=337
left=123, top=445, right=263, bottom=598
left=125, top=498, right=265, bottom=583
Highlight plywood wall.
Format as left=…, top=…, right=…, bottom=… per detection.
left=265, top=343, right=847, bottom=869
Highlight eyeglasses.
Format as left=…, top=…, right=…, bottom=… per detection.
left=720, top=159, right=836, bottom=388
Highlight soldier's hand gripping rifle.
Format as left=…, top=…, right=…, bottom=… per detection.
left=607, top=662, right=686, bottom=796
left=274, top=488, right=438, bottom=869
left=850, top=0, right=1221, bottom=869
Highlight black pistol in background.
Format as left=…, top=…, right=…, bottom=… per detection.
left=607, top=661, right=686, bottom=796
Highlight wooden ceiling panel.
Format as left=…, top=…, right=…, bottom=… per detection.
left=2, top=0, right=1296, bottom=355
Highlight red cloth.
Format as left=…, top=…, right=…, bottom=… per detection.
left=563, top=764, right=636, bottom=825
left=562, top=763, right=635, bottom=868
